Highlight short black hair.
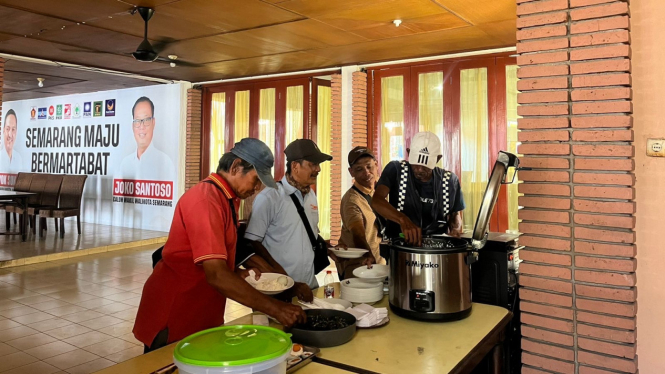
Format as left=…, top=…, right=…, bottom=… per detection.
left=4, top=109, right=17, bottom=127
left=217, top=153, right=255, bottom=174
left=286, top=159, right=305, bottom=175
left=132, top=96, right=154, bottom=118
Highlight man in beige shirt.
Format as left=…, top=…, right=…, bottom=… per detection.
left=335, top=146, right=387, bottom=279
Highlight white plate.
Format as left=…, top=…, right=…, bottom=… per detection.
left=353, top=264, right=390, bottom=283
left=330, top=247, right=369, bottom=259
left=245, top=273, right=294, bottom=295
left=298, top=298, right=352, bottom=311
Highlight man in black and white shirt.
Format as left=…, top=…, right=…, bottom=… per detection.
left=372, top=131, right=465, bottom=246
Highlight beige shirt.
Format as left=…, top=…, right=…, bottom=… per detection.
left=337, top=182, right=386, bottom=278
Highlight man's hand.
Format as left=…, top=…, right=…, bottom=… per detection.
left=235, top=267, right=261, bottom=281
left=399, top=214, right=422, bottom=246
left=270, top=301, right=306, bottom=328
left=361, top=253, right=376, bottom=268
left=327, top=248, right=340, bottom=263
left=447, top=212, right=463, bottom=238
left=293, top=282, right=314, bottom=302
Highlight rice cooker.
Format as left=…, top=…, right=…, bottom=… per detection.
left=389, top=151, right=520, bottom=321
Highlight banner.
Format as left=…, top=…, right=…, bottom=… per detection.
left=0, top=84, right=186, bottom=232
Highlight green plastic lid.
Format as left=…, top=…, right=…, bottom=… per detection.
left=174, top=325, right=292, bottom=367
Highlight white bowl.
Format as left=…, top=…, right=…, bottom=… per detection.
left=353, top=264, right=390, bottom=283
left=245, top=273, right=294, bottom=295
left=330, top=247, right=369, bottom=259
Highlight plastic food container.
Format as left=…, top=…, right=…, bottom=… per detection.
left=174, top=325, right=292, bottom=374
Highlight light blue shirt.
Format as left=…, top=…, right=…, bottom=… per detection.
left=245, top=175, right=320, bottom=289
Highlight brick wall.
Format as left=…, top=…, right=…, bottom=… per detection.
left=352, top=71, right=368, bottom=148
left=516, top=0, right=636, bottom=373
left=185, top=88, right=202, bottom=191
left=330, top=74, right=343, bottom=244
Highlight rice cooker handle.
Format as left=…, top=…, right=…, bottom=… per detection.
left=465, top=251, right=479, bottom=265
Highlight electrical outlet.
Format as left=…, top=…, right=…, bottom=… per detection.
left=647, top=138, right=665, bottom=157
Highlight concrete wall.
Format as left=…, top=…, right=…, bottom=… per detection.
left=632, top=0, right=665, bottom=372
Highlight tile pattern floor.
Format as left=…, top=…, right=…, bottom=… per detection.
left=0, top=244, right=252, bottom=374
left=0, top=215, right=167, bottom=263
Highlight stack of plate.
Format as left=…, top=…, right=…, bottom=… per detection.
left=340, top=279, right=384, bottom=304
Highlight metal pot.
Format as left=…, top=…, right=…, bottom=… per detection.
left=289, top=309, right=357, bottom=347
left=388, top=151, right=520, bottom=321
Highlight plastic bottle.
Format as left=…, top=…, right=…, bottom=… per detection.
left=324, top=271, right=335, bottom=299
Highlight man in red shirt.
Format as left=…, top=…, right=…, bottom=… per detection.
left=134, top=138, right=306, bottom=353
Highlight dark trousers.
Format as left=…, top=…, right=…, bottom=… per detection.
left=144, top=328, right=169, bottom=354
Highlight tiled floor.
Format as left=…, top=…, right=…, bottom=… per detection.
left=0, top=244, right=252, bottom=374
left=0, top=215, right=167, bottom=264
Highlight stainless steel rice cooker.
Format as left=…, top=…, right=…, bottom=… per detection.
left=389, top=151, right=520, bottom=321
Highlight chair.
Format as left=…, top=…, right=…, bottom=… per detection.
left=35, top=174, right=64, bottom=237
left=1, top=172, right=33, bottom=230
left=6, top=173, right=47, bottom=234
left=39, top=175, right=87, bottom=239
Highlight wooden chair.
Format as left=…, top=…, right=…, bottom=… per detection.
left=35, top=174, right=64, bottom=237
left=6, top=173, right=47, bottom=234
left=1, top=172, right=33, bottom=230
left=39, top=175, right=87, bottom=239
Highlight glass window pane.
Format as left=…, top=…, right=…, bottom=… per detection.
left=210, top=92, right=226, bottom=173
left=460, top=68, right=489, bottom=232
left=505, top=65, right=520, bottom=233
left=380, top=76, right=405, bottom=167
left=234, top=90, right=250, bottom=143
left=285, top=85, right=304, bottom=164
left=316, top=85, right=332, bottom=240
left=418, top=71, right=444, bottom=146
left=258, top=88, right=276, bottom=156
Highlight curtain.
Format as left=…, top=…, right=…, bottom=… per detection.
left=234, top=90, right=250, bottom=144
left=258, top=88, right=276, bottom=156
left=285, top=85, right=304, bottom=164
left=460, top=68, right=489, bottom=232
left=380, top=76, right=405, bottom=167
left=210, top=92, right=226, bottom=174
left=418, top=72, right=444, bottom=150
left=317, top=86, right=332, bottom=240
left=505, top=65, right=521, bottom=233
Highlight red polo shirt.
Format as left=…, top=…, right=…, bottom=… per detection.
left=133, top=173, right=239, bottom=346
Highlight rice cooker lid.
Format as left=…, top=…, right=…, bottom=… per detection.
left=174, top=325, right=292, bottom=367
left=390, top=237, right=470, bottom=253
left=471, top=151, right=519, bottom=250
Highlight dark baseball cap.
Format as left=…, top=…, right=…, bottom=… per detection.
left=284, top=139, right=332, bottom=164
left=230, top=138, right=277, bottom=189
left=348, top=146, right=375, bottom=167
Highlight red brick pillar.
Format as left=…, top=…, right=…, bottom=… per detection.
left=351, top=71, right=368, bottom=148
left=330, top=74, right=343, bottom=244
left=185, top=88, right=202, bottom=191
left=516, top=0, right=636, bottom=373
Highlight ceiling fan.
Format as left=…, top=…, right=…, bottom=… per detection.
left=130, top=7, right=201, bottom=67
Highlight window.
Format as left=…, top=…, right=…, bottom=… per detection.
left=202, top=76, right=333, bottom=233
left=460, top=68, right=489, bottom=232
left=505, top=65, right=520, bottom=233
left=379, top=75, right=405, bottom=164
left=368, top=55, right=518, bottom=232
left=209, top=92, right=227, bottom=175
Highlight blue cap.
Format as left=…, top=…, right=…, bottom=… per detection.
left=230, top=138, right=277, bottom=189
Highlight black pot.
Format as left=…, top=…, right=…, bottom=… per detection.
left=289, top=309, right=357, bottom=348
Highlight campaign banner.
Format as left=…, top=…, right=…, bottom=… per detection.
left=0, top=83, right=186, bottom=232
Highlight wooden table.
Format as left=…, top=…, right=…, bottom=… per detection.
left=94, top=284, right=511, bottom=374
left=0, top=191, right=35, bottom=241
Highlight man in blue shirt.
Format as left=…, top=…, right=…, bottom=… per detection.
left=245, top=139, right=332, bottom=297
